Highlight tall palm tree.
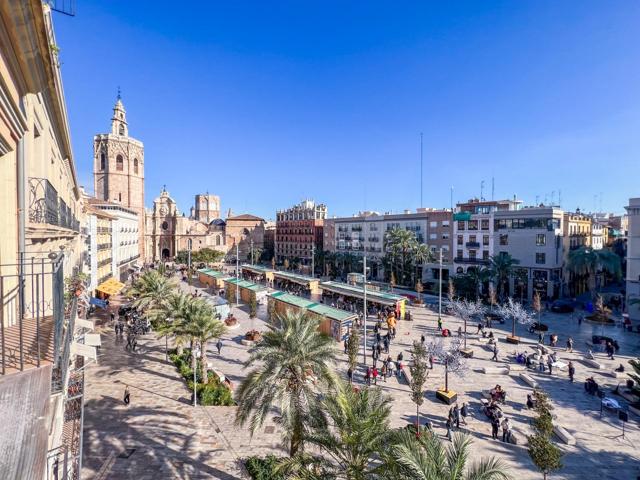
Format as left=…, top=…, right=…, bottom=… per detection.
left=489, top=254, right=519, bottom=300
left=566, top=247, right=621, bottom=298
left=153, top=291, right=193, bottom=357
left=128, top=270, right=177, bottom=314
left=412, top=243, right=434, bottom=286
left=467, top=266, right=491, bottom=300
left=235, top=311, right=338, bottom=456
left=382, top=430, right=512, bottom=480
left=279, top=381, right=392, bottom=479
left=182, top=298, right=226, bottom=381
left=386, top=228, right=418, bottom=286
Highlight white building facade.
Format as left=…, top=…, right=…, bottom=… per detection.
left=625, top=198, right=640, bottom=321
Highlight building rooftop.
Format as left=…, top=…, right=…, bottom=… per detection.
left=224, top=277, right=267, bottom=292
left=197, top=268, right=228, bottom=279
left=319, top=281, right=407, bottom=305
left=268, top=291, right=356, bottom=322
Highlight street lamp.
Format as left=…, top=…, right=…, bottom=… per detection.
left=192, top=345, right=200, bottom=407
left=362, top=255, right=368, bottom=365
left=438, top=247, right=443, bottom=323
left=187, top=238, right=193, bottom=285
left=311, top=244, right=315, bottom=278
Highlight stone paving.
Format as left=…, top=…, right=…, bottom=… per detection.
left=82, top=278, right=640, bottom=479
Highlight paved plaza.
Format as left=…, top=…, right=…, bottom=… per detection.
left=82, top=279, right=640, bottom=480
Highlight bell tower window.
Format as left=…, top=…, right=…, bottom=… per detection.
left=116, top=155, right=124, bottom=171
left=100, top=153, right=105, bottom=170
left=119, top=124, right=125, bottom=135
left=134, top=158, right=138, bottom=174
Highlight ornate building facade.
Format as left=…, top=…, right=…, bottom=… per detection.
left=93, top=96, right=145, bottom=257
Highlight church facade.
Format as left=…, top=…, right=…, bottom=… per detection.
left=93, top=96, right=145, bottom=258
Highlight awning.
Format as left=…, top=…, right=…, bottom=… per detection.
left=84, top=333, right=102, bottom=347
left=75, top=318, right=95, bottom=331
left=71, top=342, right=97, bottom=361
left=96, top=278, right=125, bottom=296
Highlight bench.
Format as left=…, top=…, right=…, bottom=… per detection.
left=553, top=425, right=576, bottom=445
left=533, top=344, right=551, bottom=354
left=480, top=366, right=509, bottom=375
left=508, top=364, right=526, bottom=372
left=604, top=370, right=626, bottom=379
left=584, top=358, right=603, bottom=369
left=509, top=426, right=528, bottom=446
left=519, top=372, right=539, bottom=388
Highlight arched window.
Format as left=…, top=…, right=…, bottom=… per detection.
left=100, top=153, right=105, bottom=170
left=216, top=236, right=221, bottom=246
left=119, top=124, right=125, bottom=135
left=133, top=158, right=138, bottom=174
left=116, top=155, right=124, bottom=171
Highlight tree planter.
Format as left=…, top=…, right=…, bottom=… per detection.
left=506, top=335, right=520, bottom=344
left=436, top=388, right=457, bottom=405
left=460, top=348, right=474, bottom=358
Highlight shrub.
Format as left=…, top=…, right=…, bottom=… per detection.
left=245, top=455, right=284, bottom=480
left=200, top=383, right=234, bottom=406
left=169, top=348, right=234, bottom=405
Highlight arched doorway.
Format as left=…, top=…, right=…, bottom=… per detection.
left=162, top=248, right=170, bottom=259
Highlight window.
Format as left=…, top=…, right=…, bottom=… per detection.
left=442, top=233, right=450, bottom=239
left=119, top=124, right=125, bottom=135
left=430, top=221, right=438, bottom=228
left=481, top=219, right=489, bottom=230
left=118, top=192, right=122, bottom=202
left=483, top=250, right=489, bottom=260
left=216, top=236, right=221, bottom=246
left=162, top=221, right=169, bottom=231
left=536, top=234, right=546, bottom=246
left=457, top=235, right=463, bottom=245
left=483, top=235, right=490, bottom=246
left=429, top=233, right=437, bottom=240
left=100, top=153, right=106, bottom=170
left=469, top=235, right=476, bottom=243
left=134, top=158, right=139, bottom=174
left=442, top=220, right=450, bottom=227
left=536, top=253, right=546, bottom=264
left=457, top=221, right=465, bottom=231
left=499, top=234, right=508, bottom=246
left=469, top=250, right=477, bottom=260
left=116, top=155, right=124, bottom=171
left=468, top=220, right=478, bottom=230
left=456, top=249, right=463, bottom=259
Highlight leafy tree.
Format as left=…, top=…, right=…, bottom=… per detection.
left=566, top=247, right=621, bottom=298
left=497, top=297, right=535, bottom=338
left=382, top=429, right=512, bottom=480
left=249, top=292, right=257, bottom=318
left=226, top=284, right=235, bottom=304
left=489, top=253, right=519, bottom=300
left=346, top=326, right=360, bottom=375
left=451, top=274, right=476, bottom=300
left=279, top=380, right=392, bottom=479
left=235, top=311, right=338, bottom=456
left=181, top=298, right=227, bottom=380
left=385, top=228, right=418, bottom=286
left=412, top=244, right=434, bottom=286
left=532, top=291, right=542, bottom=323
left=528, top=390, right=562, bottom=480
left=128, top=270, right=177, bottom=314
left=409, top=341, right=429, bottom=427
left=467, top=266, right=491, bottom=300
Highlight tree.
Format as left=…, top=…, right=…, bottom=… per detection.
left=447, top=278, right=456, bottom=301
left=426, top=338, right=467, bottom=393
left=128, top=270, right=177, bottom=314
left=489, top=254, right=519, bottom=300
left=390, top=271, right=396, bottom=292
left=415, top=280, right=424, bottom=303
left=385, top=228, right=418, bottom=286
left=497, top=297, right=535, bottom=339
left=532, top=291, right=542, bottom=324
left=412, top=244, right=434, bottom=286
left=566, top=247, right=621, bottom=298
left=467, top=267, right=491, bottom=300
left=451, top=274, right=477, bottom=300
left=225, top=284, right=235, bottom=304
left=409, top=341, right=429, bottom=428
left=629, top=357, right=640, bottom=397
left=153, top=292, right=193, bottom=357
left=382, top=429, right=512, bottom=480
left=346, top=327, right=360, bottom=376
left=249, top=292, right=257, bottom=318
left=528, top=390, right=562, bottom=480
left=279, top=380, right=392, bottom=479
left=450, top=299, right=486, bottom=349
left=235, top=311, right=338, bottom=456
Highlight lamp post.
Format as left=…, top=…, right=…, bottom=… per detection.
left=235, top=243, right=239, bottom=306
left=311, top=244, right=315, bottom=278
left=362, top=255, right=368, bottom=366
left=187, top=238, right=192, bottom=286
left=250, top=238, right=254, bottom=265
left=192, top=346, right=200, bottom=407
left=438, top=247, right=443, bottom=323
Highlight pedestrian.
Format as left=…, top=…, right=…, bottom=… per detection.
left=501, top=417, right=511, bottom=443
left=547, top=355, right=553, bottom=375
left=421, top=334, right=426, bottom=345
left=365, top=367, right=371, bottom=386
left=538, top=332, right=544, bottom=344
left=445, top=417, right=452, bottom=441
left=383, top=337, right=389, bottom=354
left=216, top=338, right=222, bottom=355
left=539, top=355, right=546, bottom=372
left=114, top=322, right=119, bottom=335
left=568, top=361, right=575, bottom=382
left=429, top=355, right=434, bottom=370
left=492, top=344, right=499, bottom=362
left=123, top=385, right=130, bottom=405
left=372, top=367, right=378, bottom=385
left=457, top=326, right=462, bottom=337
left=376, top=332, right=381, bottom=344
left=460, top=402, right=469, bottom=425
left=491, top=417, right=500, bottom=440
left=606, top=342, right=615, bottom=360
left=110, top=312, right=115, bottom=323
left=437, top=318, right=443, bottom=331
left=344, top=337, right=349, bottom=354
left=397, top=351, right=404, bottom=363
left=578, top=315, right=583, bottom=326
left=347, top=367, right=353, bottom=384
left=453, top=403, right=460, bottom=428
left=377, top=344, right=382, bottom=357
left=566, top=337, right=573, bottom=352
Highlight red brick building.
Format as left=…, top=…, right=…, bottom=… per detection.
left=275, top=200, right=327, bottom=268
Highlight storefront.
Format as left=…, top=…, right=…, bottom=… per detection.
left=273, top=271, right=321, bottom=298
left=267, top=291, right=356, bottom=341
left=223, top=277, right=268, bottom=304
left=197, top=268, right=229, bottom=291
left=241, top=264, right=275, bottom=285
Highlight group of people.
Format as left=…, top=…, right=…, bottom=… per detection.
left=444, top=403, right=469, bottom=440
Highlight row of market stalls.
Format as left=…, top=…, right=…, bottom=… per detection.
left=319, top=281, right=408, bottom=319
left=267, top=291, right=357, bottom=341
left=241, top=264, right=321, bottom=297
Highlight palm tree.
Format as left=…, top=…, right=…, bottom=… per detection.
left=128, top=269, right=177, bottom=313
left=489, top=254, right=519, bottom=300
left=467, top=267, right=491, bottom=300
left=181, top=298, right=226, bottom=381
left=382, top=429, right=512, bottom=480
left=566, top=247, right=621, bottom=298
left=153, top=292, right=193, bottom=357
left=412, top=244, right=434, bottom=286
left=279, top=380, right=392, bottom=479
left=235, top=311, right=338, bottom=456
left=386, top=228, right=418, bottom=286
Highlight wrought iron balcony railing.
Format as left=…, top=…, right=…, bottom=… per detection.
left=29, top=178, right=79, bottom=232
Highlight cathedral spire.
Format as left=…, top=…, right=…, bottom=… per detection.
left=111, top=91, right=128, bottom=136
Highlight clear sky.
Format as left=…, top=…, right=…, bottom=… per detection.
left=54, top=1, right=640, bottom=219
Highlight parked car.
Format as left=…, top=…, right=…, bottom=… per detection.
left=551, top=300, right=574, bottom=313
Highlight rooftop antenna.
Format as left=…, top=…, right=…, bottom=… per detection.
left=551, top=190, right=556, bottom=206
left=544, top=194, right=548, bottom=205
left=450, top=186, right=454, bottom=210
left=420, top=133, right=423, bottom=208
left=558, top=190, right=562, bottom=208
left=535, top=195, right=540, bottom=205
left=480, top=180, right=485, bottom=201
left=491, top=177, right=495, bottom=201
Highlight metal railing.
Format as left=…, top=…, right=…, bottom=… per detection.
left=29, top=178, right=79, bottom=232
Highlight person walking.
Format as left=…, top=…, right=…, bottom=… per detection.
left=421, top=334, right=426, bottom=345
left=383, top=337, right=389, bottom=354
left=365, top=367, right=371, bottom=386
left=216, top=338, right=223, bottom=355
left=491, top=416, right=500, bottom=440
left=347, top=367, right=353, bottom=384
left=437, top=318, right=443, bottom=331
left=566, top=337, right=574, bottom=352
left=372, top=367, right=379, bottom=385
left=110, top=311, right=115, bottom=323
left=460, top=402, right=469, bottom=425
left=372, top=349, right=379, bottom=368
left=547, top=355, right=553, bottom=375
left=429, top=355, right=434, bottom=370
left=453, top=403, right=461, bottom=428
left=538, top=332, right=544, bottom=345
left=445, top=417, right=453, bottom=441
left=568, top=361, right=575, bottom=382
left=344, top=337, right=349, bottom=354
left=492, top=344, right=499, bottom=362
left=123, top=385, right=130, bottom=406
left=501, top=417, right=511, bottom=443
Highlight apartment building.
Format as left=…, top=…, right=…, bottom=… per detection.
left=327, top=209, right=453, bottom=284
left=493, top=206, right=564, bottom=300
left=275, top=200, right=327, bottom=268
left=0, top=3, right=93, bottom=479
left=453, top=198, right=522, bottom=275
left=591, top=222, right=605, bottom=250
left=625, top=198, right=640, bottom=321
left=563, top=211, right=593, bottom=297
left=86, top=207, right=114, bottom=293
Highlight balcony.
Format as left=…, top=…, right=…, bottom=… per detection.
left=454, top=256, right=490, bottom=265
left=465, top=241, right=480, bottom=248
left=29, top=178, right=79, bottom=232
left=118, top=254, right=140, bottom=266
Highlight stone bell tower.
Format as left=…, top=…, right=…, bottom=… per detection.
left=93, top=92, right=146, bottom=258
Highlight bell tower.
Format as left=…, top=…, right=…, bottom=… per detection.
left=93, top=91, right=146, bottom=258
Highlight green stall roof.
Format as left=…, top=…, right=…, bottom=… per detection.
left=224, top=277, right=267, bottom=292
left=241, top=264, right=274, bottom=274
left=268, top=291, right=355, bottom=322
left=197, top=268, right=228, bottom=279
left=319, top=281, right=407, bottom=306
left=273, top=270, right=319, bottom=285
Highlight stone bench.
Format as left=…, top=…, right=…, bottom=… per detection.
left=519, top=372, right=539, bottom=388
left=604, top=370, right=626, bottom=379
left=532, top=344, right=551, bottom=354
left=480, top=366, right=509, bottom=375
left=583, top=358, right=603, bottom=369
left=509, top=426, right=528, bottom=446
left=508, top=364, right=526, bottom=372
left=553, top=425, right=576, bottom=445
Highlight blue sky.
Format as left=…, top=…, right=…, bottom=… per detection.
left=54, top=1, right=640, bottom=219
